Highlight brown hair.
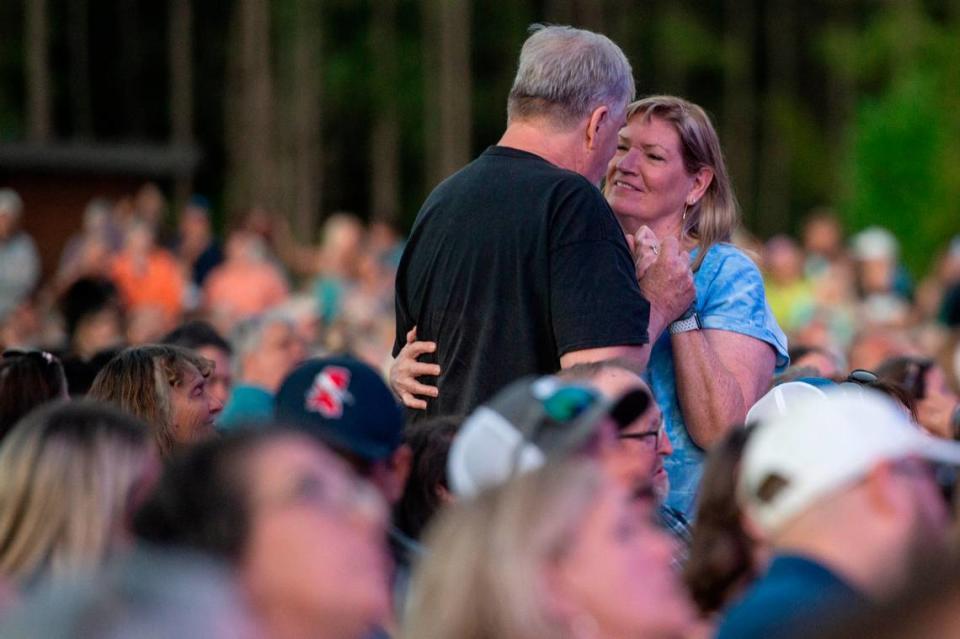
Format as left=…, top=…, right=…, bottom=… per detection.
left=683, top=425, right=757, bottom=614
left=89, top=345, right=212, bottom=457
left=0, top=351, right=67, bottom=442
left=623, top=96, right=739, bottom=272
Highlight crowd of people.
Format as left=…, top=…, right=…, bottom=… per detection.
left=0, top=23, right=959, bottom=639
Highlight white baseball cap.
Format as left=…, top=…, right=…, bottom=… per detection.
left=745, top=380, right=829, bottom=424
left=739, top=388, right=960, bottom=534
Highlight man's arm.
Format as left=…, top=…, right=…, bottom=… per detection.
left=559, top=345, right=651, bottom=372
left=559, top=236, right=693, bottom=373
left=558, top=303, right=669, bottom=372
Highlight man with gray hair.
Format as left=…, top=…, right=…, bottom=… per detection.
left=0, top=188, right=40, bottom=319
left=394, top=25, right=693, bottom=420
left=217, top=311, right=305, bottom=430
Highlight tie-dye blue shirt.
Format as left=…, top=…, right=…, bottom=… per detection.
left=649, top=243, right=788, bottom=519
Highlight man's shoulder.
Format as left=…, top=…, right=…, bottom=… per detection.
left=717, top=555, right=862, bottom=639
left=412, top=146, right=606, bottom=239
left=436, top=146, right=594, bottom=190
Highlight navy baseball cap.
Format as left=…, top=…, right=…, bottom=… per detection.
left=274, top=356, right=404, bottom=461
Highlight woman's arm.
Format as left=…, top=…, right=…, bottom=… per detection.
left=389, top=327, right=440, bottom=410
left=671, top=329, right=776, bottom=448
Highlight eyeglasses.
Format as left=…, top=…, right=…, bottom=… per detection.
left=618, top=419, right=666, bottom=449
left=258, top=471, right=385, bottom=522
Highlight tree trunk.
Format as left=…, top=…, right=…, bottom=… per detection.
left=289, top=0, right=322, bottom=239
left=169, top=0, right=194, bottom=207
left=118, top=0, right=144, bottom=137
left=573, top=0, right=605, bottom=32
left=370, top=0, right=399, bottom=224
left=721, top=0, right=756, bottom=227
left=655, top=0, right=689, bottom=94
left=225, top=0, right=276, bottom=224
left=24, top=0, right=52, bottom=142
left=823, top=0, right=856, bottom=202
left=544, top=1, right=606, bottom=37
left=422, top=0, right=472, bottom=190
left=67, top=0, right=92, bottom=139
left=545, top=0, right=574, bottom=23
left=756, top=0, right=797, bottom=237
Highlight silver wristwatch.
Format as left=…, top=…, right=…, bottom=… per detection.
left=669, top=310, right=701, bottom=335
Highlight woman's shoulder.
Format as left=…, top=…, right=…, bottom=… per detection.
left=697, top=242, right=762, bottom=284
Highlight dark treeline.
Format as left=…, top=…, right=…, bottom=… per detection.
left=1, top=0, right=958, bottom=275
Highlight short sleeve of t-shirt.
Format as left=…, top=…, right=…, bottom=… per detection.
left=548, top=181, right=650, bottom=357
left=697, top=245, right=789, bottom=370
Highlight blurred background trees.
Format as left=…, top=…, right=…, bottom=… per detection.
left=1, top=0, right=959, bottom=275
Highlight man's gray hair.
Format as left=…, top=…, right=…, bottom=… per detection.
left=507, top=24, right=635, bottom=128
left=0, top=188, right=24, bottom=218
left=230, top=311, right=295, bottom=378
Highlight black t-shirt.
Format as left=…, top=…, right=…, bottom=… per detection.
left=394, top=146, right=650, bottom=419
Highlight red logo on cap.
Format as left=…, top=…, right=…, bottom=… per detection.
left=305, top=366, right=354, bottom=418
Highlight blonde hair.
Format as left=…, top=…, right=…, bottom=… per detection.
left=0, top=401, right=151, bottom=584
left=624, top=96, right=739, bottom=271
left=89, top=345, right=212, bottom=457
left=403, top=461, right=603, bottom=639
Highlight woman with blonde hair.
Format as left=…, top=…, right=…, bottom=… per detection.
left=0, top=401, right=155, bottom=586
left=89, top=344, right=223, bottom=457
left=403, top=461, right=694, bottom=639
left=393, top=95, right=788, bottom=519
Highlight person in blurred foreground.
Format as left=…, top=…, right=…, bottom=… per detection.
left=716, top=389, right=960, bottom=639
left=403, top=460, right=695, bottom=639
left=274, top=356, right=414, bottom=613
left=133, top=429, right=391, bottom=639
left=0, top=402, right=156, bottom=588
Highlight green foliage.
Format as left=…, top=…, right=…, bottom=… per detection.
left=839, top=5, right=960, bottom=277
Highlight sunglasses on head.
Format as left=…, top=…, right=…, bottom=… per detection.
left=2, top=349, right=57, bottom=366
left=846, top=369, right=878, bottom=384
left=540, top=385, right=601, bottom=423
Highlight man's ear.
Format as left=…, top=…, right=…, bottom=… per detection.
left=585, top=105, right=610, bottom=150
left=863, top=462, right=902, bottom=517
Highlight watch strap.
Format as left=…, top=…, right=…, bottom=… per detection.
left=669, top=312, right=701, bottom=335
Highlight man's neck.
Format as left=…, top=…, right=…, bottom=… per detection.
left=773, top=528, right=905, bottom=600
left=497, top=120, right=586, bottom=178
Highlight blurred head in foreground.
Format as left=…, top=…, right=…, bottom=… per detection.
left=404, top=460, right=695, bottom=639
left=0, top=401, right=155, bottom=586
left=133, top=429, right=391, bottom=639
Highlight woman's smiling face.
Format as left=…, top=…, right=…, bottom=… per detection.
left=605, top=115, right=699, bottom=235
